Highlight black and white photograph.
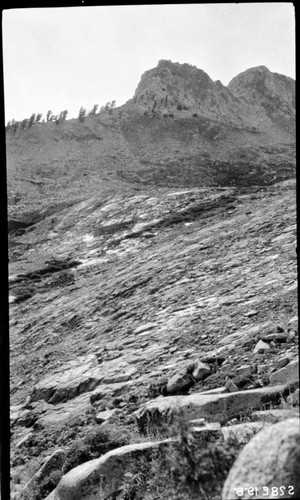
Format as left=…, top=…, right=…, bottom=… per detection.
left=3, top=3, right=298, bottom=500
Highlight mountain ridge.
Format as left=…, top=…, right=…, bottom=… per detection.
left=6, top=60, right=295, bottom=229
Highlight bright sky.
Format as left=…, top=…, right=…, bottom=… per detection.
left=2, top=3, right=295, bottom=122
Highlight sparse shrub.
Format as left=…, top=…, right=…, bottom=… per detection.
left=36, top=113, right=42, bottom=122
left=118, top=417, right=243, bottom=500
left=46, top=110, right=52, bottom=122
left=21, top=119, right=28, bottom=129
left=62, top=425, right=130, bottom=474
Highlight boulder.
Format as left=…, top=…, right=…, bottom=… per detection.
left=221, top=421, right=269, bottom=444
left=225, top=379, right=239, bottom=392
left=192, top=361, right=211, bottom=380
left=269, top=358, right=299, bottom=385
left=262, top=333, right=287, bottom=343
left=95, top=409, right=119, bottom=424
left=135, top=385, right=285, bottom=435
left=166, top=372, right=194, bottom=394
left=51, top=439, right=176, bottom=500
left=277, top=357, right=290, bottom=369
left=235, top=365, right=251, bottom=376
left=222, top=418, right=300, bottom=499
left=189, top=421, right=222, bottom=444
left=253, top=340, right=270, bottom=354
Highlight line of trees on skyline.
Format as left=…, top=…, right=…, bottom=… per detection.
left=6, top=100, right=117, bottom=133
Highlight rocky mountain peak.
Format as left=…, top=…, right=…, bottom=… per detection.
left=132, top=59, right=215, bottom=115
left=228, top=66, right=295, bottom=130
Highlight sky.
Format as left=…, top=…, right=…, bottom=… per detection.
left=2, top=3, right=295, bottom=122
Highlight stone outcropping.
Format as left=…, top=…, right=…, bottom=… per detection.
left=135, top=385, right=286, bottom=435
left=222, top=418, right=300, bottom=499
left=49, top=439, right=177, bottom=500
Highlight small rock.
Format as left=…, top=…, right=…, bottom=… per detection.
left=277, top=357, right=290, bottom=369
left=15, top=409, right=36, bottom=428
left=166, top=372, right=194, bottom=394
left=189, top=422, right=222, bottom=444
left=235, top=364, right=251, bottom=376
left=269, top=358, right=299, bottom=386
left=192, top=361, right=211, bottom=381
left=225, top=379, right=239, bottom=392
left=95, top=409, right=118, bottom=424
left=134, top=323, right=157, bottom=334
left=244, top=310, right=258, bottom=317
left=222, top=421, right=267, bottom=444
left=253, top=340, right=270, bottom=354
left=287, top=330, right=297, bottom=341
left=257, top=364, right=269, bottom=374
left=263, top=333, right=287, bottom=343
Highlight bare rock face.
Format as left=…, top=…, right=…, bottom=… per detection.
left=135, top=386, right=285, bottom=435
left=222, top=418, right=300, bottom=500
left=228, top=66, right=295, bottom=132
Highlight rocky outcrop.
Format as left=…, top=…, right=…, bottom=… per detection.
left=222, top=418, right=300, bottom=499
left=228, top=66, right=295, bottom=132
left=135, top=386, right=286, bottom=435
left=50, top=439, right=177, bottom=500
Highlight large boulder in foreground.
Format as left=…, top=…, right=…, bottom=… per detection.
left=222, top=418, right=300, bottom=499
left=135, top=385, right=285, bottom=435
left=50, top=439, right=176, bottom=500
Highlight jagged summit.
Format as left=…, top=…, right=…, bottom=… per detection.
left=133, top=59, right=213, bottom=115
left=130, top=60, right=294, bottom=133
